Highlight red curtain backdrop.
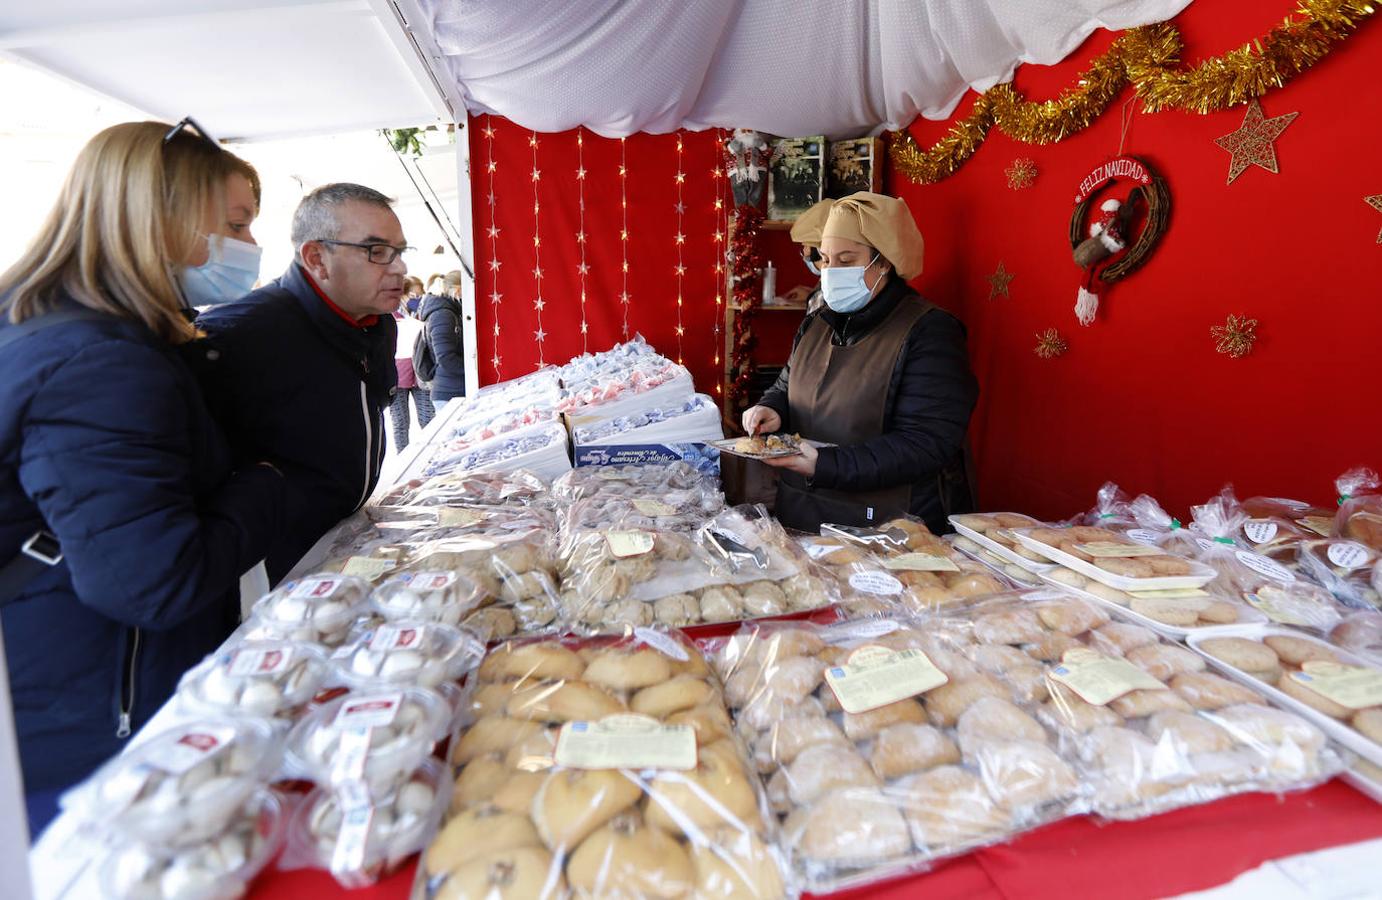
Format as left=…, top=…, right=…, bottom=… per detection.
left=470, top=0, right=1382, bottom=519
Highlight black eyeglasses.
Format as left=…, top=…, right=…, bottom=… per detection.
left=163, top=116, right=220, bottom=148
left=318, top=239, right=413, bottom=265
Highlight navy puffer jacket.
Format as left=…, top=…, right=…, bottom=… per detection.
left=418, top=293, right=466, bottom=402
left=0, top=297, right=286, bottom=813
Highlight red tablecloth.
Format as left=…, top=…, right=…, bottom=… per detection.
left=251, top=780, right=1382, bottom=900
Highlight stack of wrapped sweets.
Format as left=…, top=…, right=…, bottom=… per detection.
left=426, top=423, right=571, bottom=482
left=550, top=462, right=715, bottom=507
left=948, top=512, right=1058, bottom=587
left=570, top=393, right=723, bottom=449
left=425, top=631, right=787, bottom=899
left=558, top=506, right=834, bottom=631
left=705, top=592, right=1339, bottom=893
left=796, top=517, right=1008, bottom=616
left=556, top=356, right=694, bottom=421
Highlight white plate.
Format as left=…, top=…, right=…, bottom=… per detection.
left=1009, top=528, right=1217, bottom=591
left=1186, top=623, right=1382, bottom=769
left=1034, top=572, right=1267, bottom=639
left=949, top=518, right=1056, bottom=574
left=947, top=538, right=1045, bottom=588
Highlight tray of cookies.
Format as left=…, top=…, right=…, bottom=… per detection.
left=1009, top=526, right=1217, bottom=592
left=946, top=536, right=1044, bottom=588
left=425, top=630, right=788, bottom=899
left=1187, top=625, right=1382, bottom=768
left=702, top=611, right=1089, bottom=893
left=1038, top=569, right=1267, bottom=637
left=948, top=513, right=1059, bottom=577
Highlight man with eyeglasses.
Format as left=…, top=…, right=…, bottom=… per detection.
left=190, top=183, right=404, bottom=582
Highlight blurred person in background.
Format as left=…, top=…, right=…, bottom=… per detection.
left=391, top=295, right=433, bottom=450
left=418, top=269, right=467, bottom=412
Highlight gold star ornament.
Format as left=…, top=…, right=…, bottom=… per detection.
left=1214, top=99, right=1298, bottom=185
left=1365, top=194, right=1382, bottom=243
left=987, top=261, right=1014, bottom=300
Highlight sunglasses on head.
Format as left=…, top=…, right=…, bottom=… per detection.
left=163, top=116, right=220, bottom=149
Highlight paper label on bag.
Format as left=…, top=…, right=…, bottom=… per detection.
left=341, top=557, right=398, bottom=579
left=291, top=575, right=346, bottom=600
left=1326, top=541, right=1373, bottom=570
left=848, top=571, right=903, bottom=596
left=597, top=468, right=628, bottom=480
left=331, top=726, right=374, bottom=783
left=153, top=725, right=237, bottom=774
left=1127, top=587, right=1211, bottom=600
left=368, top=625, right=421, bottom=652
left=1243, top=589, right=1313, bottom=626
left=1243, top=520, right=1280, bottom=545
left=1125, top=529, right=1163, bottom=546
left=396, top=571, right=457, bottom=592
left=332, top=692, right=404, bottom=730
left=825, top=645, right=948, bottom=713
left=606, top=530, right=655, bottom=558
left=437, top=507, right=486, bottom=527
left=331, top=800, right=375, bottom=876
left=633, top=499, right=678, bottom=517
left=1050, top=648, right=1166, bottom=706
left=820, top=619, right=902, bottom=642
left=802, top=541, right=844, bottom=561
left=882, top=553, right=960, bottom=573
left=1290, top=662, right=1382, bottom=710
left=1235, top=550, right=1296, bottom=584
left=1297, top=516, right=1335, bottom=538
left=633, top=626, right=690, bottom=661
left=228, top=647, right=292, bottom=677
left=1074, top=542, right=1164, bottom=558
left=555, top=714, right=697, bottom=770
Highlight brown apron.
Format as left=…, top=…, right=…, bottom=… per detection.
left=775, top=296, right=934, bottom=533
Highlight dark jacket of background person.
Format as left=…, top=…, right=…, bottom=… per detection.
left=419, top=292, right=466, bottom=403
left=189, top=263, right=396, bottom=582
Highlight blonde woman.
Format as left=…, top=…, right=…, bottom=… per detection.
left=0, top=120, right=287, bottom=835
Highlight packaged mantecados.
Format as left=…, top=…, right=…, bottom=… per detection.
left=334, top=621, right=485, bottom=691
left=1081, top=481, right=1137, bottom=528
left=100, top=788, right=287, bottom=900
left=1333, top=466, right=1382, bottom=551
left=557, top=483, right=724, bottom=550
left=947, top=512, right=1055, bottom=586
left=61, top=718, right=284, bottom=847
left=704, top=613, right=1083, bottom=892
left=1332, top=610, right=1382, bottom=663
left=426, top=630, right=787, bottom=900
left=559, top=507, right=831, bottom=631
left=244, top=573, right=373, bottom=646
left=284, top=758, right=452, bottom=888
left=371, top=570, right=485, bottom=628
left=372, top=468, right=551, bottom=511
left=179, top=640, right=330, bottom=720
left=288, top=687, right=453, bottom=794
left=550, top=460, right=717, bottom=505
left=1297, top=538, right=1381, bottom=610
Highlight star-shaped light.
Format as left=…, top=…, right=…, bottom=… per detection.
left=533, top=297, right=546, bottom=311
left=488, top=259, right=502, bottom=272
left=675, top=233, right=685, bottom=245
left=576, top=167, right=587, bottom=180
left=532, top=266, right=544, bottom=279
left=534, top=327, right=546, bottom=342
left=531, top=235, right=541, bottom=248
left=489, top=291, right=502, bottom=304
left=674, top=264, right=686, bottom=276
left=987, top=261, right=1014, bottom=300
left=530, top=168, right=541, bottom=182
left=1365, top=194, right=1382, bottom=243
left=1214, top=99, right=1298, bottom=185
left=674, top=201, right=686, bottom=214
left=580, top=321, right=589, bottom=334
left=675, top=325, right=685, bottom=336
left=482, top=125, right=495, bottom=139
left=491, top=354, right=502, bottom=368
left=486, top=160, right=497, bottom=173
left=577, top=262, right=590, bottom=274
left=486, top=226, right=501, bottom=238
left=619, top=292, right=631, bottom=304
left=487, top=192, right=497, bottom=206
left=674, top=172, right=686, bottom=184
left=622, top=261, right=629, bottom=273
left=714, top=198, right=723, bottom=210
left=620, top=230, right=628, bottom=241
left=618, top=165, right=627, bottom=177
left=576, top=231, right=587, bottom=244
left=527, top=134, right=539, bottom=148
left=492, top=323, right=501, bottom=336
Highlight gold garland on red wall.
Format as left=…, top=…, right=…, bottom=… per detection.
left=891, top=0, right=1376, bottom=184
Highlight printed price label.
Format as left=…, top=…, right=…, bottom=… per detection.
left=331, top=726, right=374, bottom=783
left=820, top=620, right=902, bottom=643
left=882, top=553, right=960, bottom=573
left=633, top=626, right=690, bottom=661
left=341, top=557, right=398, bottom=579
left=1050, top=648, right=1167, bottom=706
left=437, top=507, right=486, bottom=527
left=848, top=571, right=903, bottom=596
left=228, top=647, right=292, bottom=677
left=332, top=692, right=404, bottom=730
left=1326, top=541, right=1373, bottom=570
left=555, top=715, right=697, bottom=770
left=368, top=625, right=422, bottom=652
left=330, top=802, right=375, bottom=877
left=597, top=468, right=629, bottom=480
left=824, top=646, right=948, bottom=714
left=606, top=530, right=655, bottom=558
left=1074, top=541, right=1165, bottom=558
left=1235, top=550, right=1296, bottom=584
left=397, top=571, right=457, bottom=592
left=1124, top=529, right=1164, bottom=546
left=1243, top=588, right=1314, bottom=627
left=632, top=499, right=678, bottom=517
left=153, top=725, right=237, bottom=774
left=291, top=575, right=345, bottom=600
left=1290, top=661, right=1382, bottom=710
left=1243, top=520, right=1280, bottom=545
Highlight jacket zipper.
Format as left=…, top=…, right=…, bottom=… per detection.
left=117, top=626, right=141, bottom=738
left=356, top=381, right=374, bottom=510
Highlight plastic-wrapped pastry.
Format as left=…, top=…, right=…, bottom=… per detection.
left=335, top=621, right=484, bottom=690
left=289, top=687, right=451, bottom=793
left=245, top=573, right=372, bottom=646
left=179, top=640, right=329, bottom=720
left=896, top=766, right=1012, bottom=852
left=781, top=788, right=912, bottom=865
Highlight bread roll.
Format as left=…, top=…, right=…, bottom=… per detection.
left=1125, top=644, right=1206, bottom=681
left=956, top=697, right=1047, bottom=747
left=532, top=769, right=642, bottom=850
left=783, top=743, right=880, bottom=805
left=896, top=766, right=1011, bottom=851
left=645, top=741, right=761, bottom=834
left=1351, top=708, right=1382, bottom=743
left=506, top=681, right=624, bottom=723
left=1035, top=598, right=1110, bottom=635
left=1089, top=622, right=1159, bottom=656
left=583, top=647, right=675, bottom=691
left=973, top=609, right=1047, bottom=645
left=1198, top=638, right=1280, bottom=674
left=479, top=642, right=584, bottom=684
left=1278, top=672, right=1352, bottom=718
left=967, top=739, right=1079, bottom=809
left=1170, top=672, right=1267, bottom=710
left=783, top=788, right=912, bottom=863
left=841, top=698, right=928, bottom=741
left=1109, top=688, right=1191, bottom=719
left=689, top=827, right=785, bottom=900
left=630, top=676, right=717, bottom=718
left=1147, top=710, right=1236, bottom=754
left=924, top=676, right=1008, bottom=728
left=868, top=723, right=961, bottom=780
left=566, top=813, right=693, bottom=899
left=1263, top=635, right=1339, bottom=667
left=433, top=846, right=563, bottom=900
left=425, top=804, right=542, bottom=875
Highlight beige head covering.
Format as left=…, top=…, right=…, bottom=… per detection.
left=789, top=199, right=834, bottom=248
left=821, top=192, right=925, bottom=279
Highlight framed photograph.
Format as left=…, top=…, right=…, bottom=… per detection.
left=768, top=136, right=825, bottom=221
left=827, top=137, right=882, bottom=198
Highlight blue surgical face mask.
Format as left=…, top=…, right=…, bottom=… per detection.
left=820, top=253, right=881, bottom=313
left=180, top=234, right=262, bottom=307
left=803, top=254, right=821, bottom=276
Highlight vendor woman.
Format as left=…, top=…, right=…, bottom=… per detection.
left=741, top=191, right=978, bottom=534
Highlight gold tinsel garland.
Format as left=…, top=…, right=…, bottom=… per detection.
left=891, top=0, right=1376, bottom=184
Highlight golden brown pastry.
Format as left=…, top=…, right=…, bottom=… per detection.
left=1089, top=622, right=1159, bottom=657
left=491, top=771, right=546, bottom=815
left=1034, top=598, right=1110, bottom=635
left=665, top=704, right=734, bottom=745
left=782, top=788, right=912, bottom=864
left=868, top=723, right=961, bottom=780
left=842, top=698, right=929, bottom=741
left=583, top=647, right=675, bottom=691
left=630, top=675, right=717, bottom=718
left=1082, top=726, right=1180, bottom=807
left=1125, top=643, right=1207, bottom=681
left=506, top=681, right=625, bottom=723
left=966, top=739, right=1079, bottom=809
left=973, top=609, right=1047, bottom=645
left=453, top=717, right=544, bottom=764
left=1198, top=637, right=1280, bottom=675
left=1278, top=672, right=1352, bottom=719
left=1040, top=683, right=1124, bottom=732
left=1209, top=704, right=1326, bottom=757
left=1198, top=600, right=1242, bottom=625
left=452, top=754, right=508, bottom=809
left=1023, top=632, right=1083, bottom=663
left=470, top=682, right=521, bottom=718
left=956, top=696, right=1047, bottom=747
left=645, top=741, right=761, bottom=835
left=896, top=766, right=1011, bottom=851
left=1128, top=596, right=1203, bottom=627
left=433, top=846, right=564, bottom=900
left=1146, top=710, right=1237, bottom=754
left=1109, top=688, right=1192, bottom=718
left=1169, top=672, right=1267, bottom=710
left=783, top=743, right=881, bottom=805
left=532, top=769, right=643, bottom=850
left=689, top=827, right=785, bottom=900
left=425, top=804, right=542, bottom=875
left=1351, top=708, right=1382, bottom=743
left=479, top=642, right=585, bottom=684
left=566, top=812, right=693, bottom=899
left=757, top=715, right=850, bottom=769
left=923, top=676, right=1008, bottom=727
left=1263, top=635, right=1340, bottom=667
left=965, top=644, right=1039, bottom=675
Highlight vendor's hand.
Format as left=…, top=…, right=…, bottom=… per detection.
left=760, top=441, right=818, bottom=478
left=741, top=405, right=781, bottom=436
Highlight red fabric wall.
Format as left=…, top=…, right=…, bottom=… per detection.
left=472, top=0, right=1382, bottom=520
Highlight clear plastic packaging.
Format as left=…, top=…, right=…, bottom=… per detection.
left=948, top=513, right=1057, bottom=580
left=371, top=571, right=486, bottom=627
left=550, top=461, right=719, bottom=506
left=1081, top=481, right=1136, bottom=527
left=427, top=630, right=787, bottom=900
left=1011, top=525, right=1218, bottom=592
left=100, top=788, right=287, bottom=900
left=285, top=758, right=452, bottom=888
left=288, top=687, right=453, bottom=794
left=334, top=621, right=484, bottom=691
left=1297, top=538, right=1381, bottom=610
left=372, top=468, right=551, bottom=511
left=557, top=485, right=725, bottom=552
left=704, top=612, right=1084, bottom=893
left=1038, top=566, right=1266, bottom=636
left=179, top=640, right=330, bottom=720
left=61, top=718, right=284, bottom=846
left=1334, top=466, right=1382, bottom=551
left=1331, top=610, right=1382, bottom=663
left=245, top=573, right=373, bottom=646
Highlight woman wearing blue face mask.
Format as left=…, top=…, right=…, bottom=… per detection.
left=741, top=192, right=978, bottom=534
left=0, top=119, right=287, bottom=836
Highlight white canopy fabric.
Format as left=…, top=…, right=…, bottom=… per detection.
left=429, top=0, right=1190, bottom=139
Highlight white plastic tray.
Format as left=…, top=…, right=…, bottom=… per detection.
left=949, top=518, right=1056, bottom=574
left=1009, top=527, right=1217, bottom=591
left=947, top=537, right=1045, bottom=588
left=1185, top=623, right=1382, bottom=769
left=1345, top=766, right=1382, bottom=805
left=1034, top=571, right=1267, bottom=639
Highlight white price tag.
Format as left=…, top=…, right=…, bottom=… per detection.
left=820, top=619, right=902, bottom=642
left=398, top=571, right=457, bottom=592
left=1326, top=541, right=1373, bottom=570
left=848, top=571, right=903, bottom=596
left=1243, top=520, right=1280, bottom=545
left=152, top=725, right=237, bottom=774
left=228, top=647, right=293, bottom=677
left=368, top=625, right=422, bottom=652
left=1235, top=550, right=1296, bottom=584
left=606, top=530, right=655, bottom=558
left=1125, top=529, right=1164, bottom=546
left=291, top=575, right=345, bottom=600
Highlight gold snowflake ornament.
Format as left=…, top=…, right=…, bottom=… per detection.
left=1005, top=158, right=1037, bottom=190
left=1034, top=328, right=1068, bottom=359
left=1211, top=314, right=1258, bottom=358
